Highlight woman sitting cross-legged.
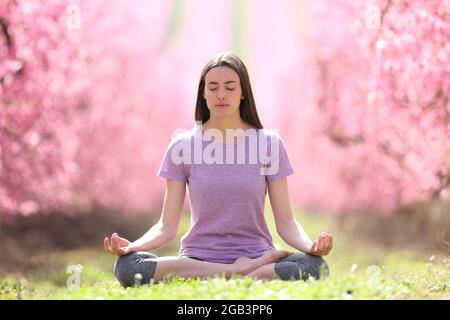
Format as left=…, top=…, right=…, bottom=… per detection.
left=103, top=52, right=332, bottom=288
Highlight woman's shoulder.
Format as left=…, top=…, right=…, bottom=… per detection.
left=257, top=128, right=285, bottom=144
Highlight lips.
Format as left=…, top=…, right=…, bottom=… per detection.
left=215, top=104, right=230, bottom=107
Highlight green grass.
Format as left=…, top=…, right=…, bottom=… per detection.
left=1, top=206, right=449, bottom=300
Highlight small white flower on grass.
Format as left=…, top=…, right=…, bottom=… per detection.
left=443, top=259, right=450, bottom=269
left=343, top=292, right=354, bottom=300
left=350, top=264, right=358, bottom=273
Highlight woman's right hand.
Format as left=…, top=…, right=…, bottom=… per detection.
left=104, top=233, right=137, bottom=256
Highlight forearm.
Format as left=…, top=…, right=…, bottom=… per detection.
left=276, top=219, right=313, bottom=254
left=129, top=222, right=176, bottom=251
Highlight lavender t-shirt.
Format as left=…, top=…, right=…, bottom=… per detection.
left=157, top=124, right=294, bottom=264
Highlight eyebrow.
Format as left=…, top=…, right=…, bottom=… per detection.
left=206, top=81, right=237, bottom=85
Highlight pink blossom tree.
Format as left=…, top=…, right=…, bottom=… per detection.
left=281, top=0, right=450, bottom=215
left=0, top=0, right=238, bottom=219
left=0, top=0, right=180, bottom=217
left=1, top=0, right=448, bottom=220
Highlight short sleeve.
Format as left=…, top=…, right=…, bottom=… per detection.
left=264, top=135, right=294, bottom=182
left=157, top=139, right=189, bottom=182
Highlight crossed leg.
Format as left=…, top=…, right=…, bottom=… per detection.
left=247, top=252, right=330, bottom=281
left=246, top=263, right=278, bottom=281
left=152, top=251, right=290, bottom=282
left=114, top=250, right=291, bottom=287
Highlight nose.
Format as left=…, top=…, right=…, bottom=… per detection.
left=213, top=87, right=227, bottom=102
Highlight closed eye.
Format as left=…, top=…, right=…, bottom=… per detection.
left=209, top=88, right=235, bottom=91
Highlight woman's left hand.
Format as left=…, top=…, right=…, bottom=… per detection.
left=309, top=232, right=333, bottom=257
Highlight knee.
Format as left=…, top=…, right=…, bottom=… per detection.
left=113, top=251, right=157, bottom=288
left=294, top=253, right=329, bottom=280
left=113, top=252, right=139, bottom=288
left=275, top=252, right=330, bottom=281
left=274, top=261, right=302, bottom=281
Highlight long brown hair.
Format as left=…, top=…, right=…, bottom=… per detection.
left=194, top=52, right=263, bottom=129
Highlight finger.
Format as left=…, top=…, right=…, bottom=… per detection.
left=314, top=240, right=320, bottom=253
left=111, top=232, right=122, bottom=249
left=322, top=233, right=330, bottom=248
left=323, top=239, right=331, bottom=256
left=324, top=236, right=331, bottom=254
left=321, top=236, right=329, bottom=255
left=311, top=241, right=318, bottom=254
left=111, top=234, right=120, bottom=253
left=104, top=237, right=112, bottom=253
left=109, top=233, right=117, bottom=246
left=326, top=235, right=332, bottom=250
left=325, top=236, right=333, bottom=255
left=114, top=234, right=129, bottom=254
left=321, top=234, right=331, bottom=254
left=313, top=243, right=322, bottom=256
left=317, top=245, right=324, bottom=256
left=114, top=234, right=122, bottom=253
left=118, top=236, right=130, bottom=247
left=321, top=235, right=329, bottom=252
left=281, top=250, right=291, bottom=256
left=318, top=235, right=325, bottom=253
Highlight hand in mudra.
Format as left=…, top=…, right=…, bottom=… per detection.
left=309, top=232, right=333, bottom=257
left=104, top=233, right=134, bottom=256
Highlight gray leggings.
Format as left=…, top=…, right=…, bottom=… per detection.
left=113, top=251, right=329, bottom=288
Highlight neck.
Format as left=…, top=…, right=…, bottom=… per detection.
left=203, top=117, right=249, bottom=134
left=201, top=117, right=251, bottom=142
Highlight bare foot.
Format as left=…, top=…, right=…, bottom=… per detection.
left=233, top=250, right=291, bottom=276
